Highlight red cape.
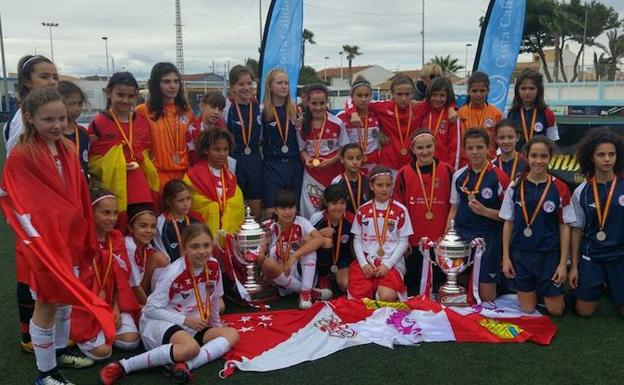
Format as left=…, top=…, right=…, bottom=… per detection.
left=187, top=161, right=237, bottom=201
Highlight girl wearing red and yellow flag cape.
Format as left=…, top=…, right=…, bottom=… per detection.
left=72, top=189, right=141, bottom=362
left=183, top=128, right=244, bottom=236
left=1, top=88, right=114, bottom=385
left=136, top=62, right=194, bottom=191
left=88, top=72, right=158, bottom=230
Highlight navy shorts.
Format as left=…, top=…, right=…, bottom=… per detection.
left=510, top=249, right=563, bottom=297
left=263, top=156, right=303, bottom=208
left=316, top=247, right=352, bottom=277
left=235, top=152, right=264, bottom=200
left=575, top=255, right=624, bottom=305
left=456, top=227, right=502, bottom=284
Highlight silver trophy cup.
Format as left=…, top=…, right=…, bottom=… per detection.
left=434, top=220, right=473, bottom=306
left=234, top=207, right=269, bottom=295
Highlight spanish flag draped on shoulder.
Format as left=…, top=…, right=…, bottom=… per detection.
left=0, top=138, right=116, bottom=343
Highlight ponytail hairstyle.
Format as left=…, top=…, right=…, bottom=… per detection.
left=302, top=83, right=329, bottom=136
left=351, top=75, right=372, bottom=95
left=262, top=68, right=297, bottom=123
left=147, top=62, right=189, bottom=120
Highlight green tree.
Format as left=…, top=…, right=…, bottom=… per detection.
left=520, top=0, right=557, bottom=82
left=245, top=57, right=259, bottom=79
left=301, top=29, right=316, bottom=70
left=298, top=65, right=322, bottom=85
left=342, top=45, right=363, bottom=85
left=596, top=29, right=624, bottom=80
left=428, top=55, right=464, bottom=76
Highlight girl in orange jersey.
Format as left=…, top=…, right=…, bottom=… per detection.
left=136, top=62, right=194, bottom=191
left=457, top=71, right=502, bottom=160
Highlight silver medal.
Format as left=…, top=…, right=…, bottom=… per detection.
left=523, top=227, right=533, bottom=238
left=281, top=145, right=289, bottom=153
left=244, top=146, right=252, bottom=155
left=330, top=264, right=339, bottom=274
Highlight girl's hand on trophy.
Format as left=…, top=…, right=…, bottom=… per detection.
left=502, top=258, right=516, bottom=278
left=319, top=227, right=335, bottom=238
left=375, top=264, right=390, bottom=278
left=568, top=266, right=579, bottom=289
left=362, top=264, right=375, bottom=279
left=184, top=316, right=209, bottom=331
left=551, top=263, right=567, bottom=285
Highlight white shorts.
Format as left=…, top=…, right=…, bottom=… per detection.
left=139, top=317, right=198, bottom=351
left=77, top=312, right=137, bottom=353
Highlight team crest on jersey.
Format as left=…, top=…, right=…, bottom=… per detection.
left=533, top=122, right=544, bottom=132
left=481, top=187, right=493, bottom=199
left=543, top=200, right=556, bottom=213
left=618, top=194, right=624, bottom=207
left=179, top=115, right=189, bottom=125
left=326, top=140, right=335, bottom=149
left=484, top=118, right=495, bottom=128
left=341, top=234, right=350, bottom=243
left=388, top=220, right=396, bottom=232
left=306, top=183, right=323, bottom=210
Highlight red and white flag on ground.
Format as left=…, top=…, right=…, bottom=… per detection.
left=220, top=295, right=557, bottom=377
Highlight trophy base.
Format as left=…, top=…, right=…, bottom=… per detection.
left=439, top=291, right=470, bottom=307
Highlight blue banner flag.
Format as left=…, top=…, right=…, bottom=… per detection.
left=474, top=0, right=526, bottom=111
left=258, top=0, right=303, bottom=102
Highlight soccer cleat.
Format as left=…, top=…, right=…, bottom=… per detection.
left=99, top=362, right=126, bottom=385
left=21, top=340, right=34, bottom=354
left=57, top=352, right=94, bottom=369
left=299, top=291, right=313, bottom=309
left=171, top=362, right=193, bottom=384
left=312, top=287, right=333, bottom=301
left=34, top=371, right=76, bottom=385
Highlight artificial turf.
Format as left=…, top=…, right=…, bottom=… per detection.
left=1, top=151, right=623, bottom=385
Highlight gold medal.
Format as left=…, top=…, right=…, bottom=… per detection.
left=126, top=161, right=139, bottom=170
left=425, top=211, right=434, bottom=220
left=377, top=248, right=385, bottom=257
left=596, top=231, right=607, bottom=241
left=312, top=158, right=321, bottom=167
left=468, top=193, right=476, bottom=201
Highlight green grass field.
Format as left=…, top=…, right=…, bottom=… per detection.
left=1, top=151, right=624, bottom=385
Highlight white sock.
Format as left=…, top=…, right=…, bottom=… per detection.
left=300, top=253, right=317, bottom=292
left=273, top=273, right=302, bottom=292
left=113, top=338, right=140, bottom=351
left=186, top=337, right=231, bottom=370
left=150, top=267, right=166, bottom=292
left=120, top=343, right=173, bottom=374
left=54, top=305, right=71, bottom=350
left=30, top=320, right=56, bottom=372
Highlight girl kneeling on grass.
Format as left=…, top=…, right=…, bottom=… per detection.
left=100, top=223, right=238, bottom=384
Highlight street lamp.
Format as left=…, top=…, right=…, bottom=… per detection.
left=41, top=22, right=59, bottom=61
left=465, top=43, right=472, bottom=80
left=324, top=56, right=329, bottom=82
left=339, top=51, right=344, bottom=91
left=101, top=37, right=109, bottom=80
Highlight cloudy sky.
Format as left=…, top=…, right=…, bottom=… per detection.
left=2, top=0, right=623, bottom=79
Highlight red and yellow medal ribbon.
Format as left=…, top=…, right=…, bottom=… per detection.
left=169, top=212, right=190, bottom=249
left=519, top=176, right=552, bottom=229
left=428, top=110, right=445, bottom=136
left=272, top=105, right=289, bottom=148
left=520, top=108, right=538, bottom=143
left=372, top=199, right=392, bottom=253
left=468, top=103, right=487, bottom=128
left=416, top=160, right=436, bottom=213
left=93, top=236, right=114, bottom=292
left=235, top=102, right=254, bottom=150
left=109, top=109, right=136, bottom=160
left=277, top=226, right=295, bottom=263
left=343, top=173, right=362, bottom=210
left=357, top=113, right=369, bottom=153
left=162, top=112, right=181, bottom=152
left=592, top=175, right=617, bottom=232
left=313, top=113, right=328, bottom=160
left=461, top=163, right=490, bottom=197
left=187, top=258, right=211, bottom=321
left=327, top=214, right=344, bottom=266
left=498, top=153, right=520, bottom=180
left=394, top=104, right=412, bottom=152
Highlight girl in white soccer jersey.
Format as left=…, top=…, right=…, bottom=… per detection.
left=99, top=223, right=238, bottom=384
left=257, top=190, right=331, bottom=309
left=348, top=166, right=413, bottom=301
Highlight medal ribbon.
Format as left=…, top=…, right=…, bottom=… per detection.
left=313, top=113, right=328, bottom=160
left=468, top=103, right=487, bottom=128
left=343, top=173, right=362, bottom=210
left=461, top=163, right=490, bottom=197
left=520, top=176, right=552, bottom=229
left=428, top=110, right=445, bottom=136
left=277, top=226, right=295, bottom=263
left=93, top=236, right=114, bottom=292
left=162, top=112, right=180, bottom=152
left=498, top=153, right=519, bottom=180
left=136, top=245, right=147, bottom=268
left=416, top=160, right=436, bottom=213
left=109, top=109, right=136, bottom=160
left=357, top=113, right=369, bottom=153
left=327, top=214, right=343, bottom=266
left=592, top=176, right=617, bottom=232
left=73, top=123, right=80, bottom=155
left=186, top=258, right=210, bottom=321
left=394, top=104, right=412, bottom=152
left=372, top=200, right=392, bottom=254
left=520, top=108, right=538, bottom=143
left=272, top=106, right=289, bottom=148
left=212, top=168, right=228, bottom=229
left=235, top=102, right=253, bottom=150
left=169, top=213, right=190, bottom=250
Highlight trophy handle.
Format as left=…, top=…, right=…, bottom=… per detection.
left=214, top=229, right=228, bottom=252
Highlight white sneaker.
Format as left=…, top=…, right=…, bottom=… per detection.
left=299, top=291, right=313, bottom=309
left=313, top=287, right=333, bottom=301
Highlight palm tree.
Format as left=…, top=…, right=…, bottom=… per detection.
left=429, top=55, right=464, bottom=76
left=596, top=29, right=624, bottom=81
left=301, top=29, right=316, bottom=69
left=342, top=45, right=363, bottom=85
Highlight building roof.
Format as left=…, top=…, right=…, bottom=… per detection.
left=317, top=65, right=374, bottom=79
left=181, top=72, right=225, bottom=82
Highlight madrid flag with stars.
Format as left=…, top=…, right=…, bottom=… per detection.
left=220, top=295, right=557, bottom=376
